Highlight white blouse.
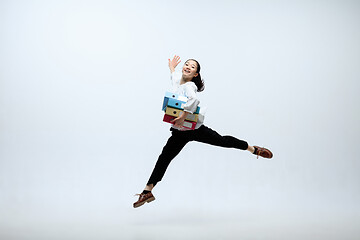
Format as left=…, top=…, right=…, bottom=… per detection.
left=170, top=71, right=204, bottom=130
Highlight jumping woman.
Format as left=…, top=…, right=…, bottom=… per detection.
left=133, top=55, right=273, bottom=208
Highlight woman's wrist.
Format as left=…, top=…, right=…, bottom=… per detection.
left=180, top=112, right=190, bottom=120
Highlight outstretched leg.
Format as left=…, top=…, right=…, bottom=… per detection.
left=193, top=125, right=249, bottom=150
left=193, top=125, right=273, bottom=159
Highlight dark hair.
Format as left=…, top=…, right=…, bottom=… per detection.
left=186, top=59, right=205, bottom=92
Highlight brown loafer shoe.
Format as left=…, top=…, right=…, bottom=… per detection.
left=133, top=192, right=155, bottom=208
left=254, top=146, right=273, bottom=159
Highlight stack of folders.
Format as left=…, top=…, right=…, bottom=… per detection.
left=162, top=92, right=200, bottom=130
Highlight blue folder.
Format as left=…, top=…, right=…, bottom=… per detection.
left=164, top=92, right=188, bottom=101
left=162, top=92, right=200, bottom=114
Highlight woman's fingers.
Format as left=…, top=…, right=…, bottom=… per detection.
left=172, top=55, right=181, bottom=64
left=168, top=55, right=181, bottom=72
left=170, top=117, right=179, bottom=123
left=170, top=117, right=183, bottom=128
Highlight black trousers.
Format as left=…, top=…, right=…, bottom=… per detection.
left=147, top=125, right=248, bottom=186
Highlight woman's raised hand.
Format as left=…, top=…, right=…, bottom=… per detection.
left=168, top=55, right=181, bottom=73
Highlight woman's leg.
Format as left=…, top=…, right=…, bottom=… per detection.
left=134, top=130, right=190, bottom=208
left=193, top=125, right=249, bottom=150
left=146, top=130, right=189, bottom=187
left=193, top=125, right=273, bottom=158
left=247, top=145, right=255, bottom=153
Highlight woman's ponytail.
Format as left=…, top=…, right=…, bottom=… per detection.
left=188, top=59, right=205, bottom=92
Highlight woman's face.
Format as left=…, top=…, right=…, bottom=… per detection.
left=182, top=60, right=198, bottom=79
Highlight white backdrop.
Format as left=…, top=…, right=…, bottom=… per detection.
left=1, top=0, right=359, bottom=239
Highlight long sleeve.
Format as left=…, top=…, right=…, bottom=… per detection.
left=182, top=82, right=200, bottom=114
left=170, top=71, right=181, bottom=89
